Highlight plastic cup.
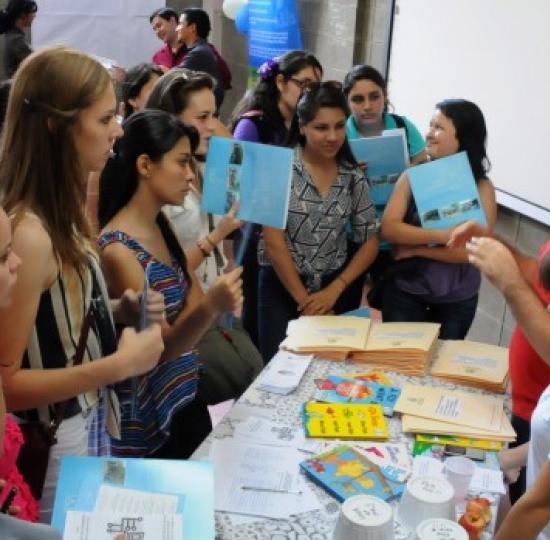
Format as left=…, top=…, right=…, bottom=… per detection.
left=444, top=456, right=475, bottom=502
left=332, top=495, right=394, bottom=540
left=416, top=518, right=468, bottom=540
left=397, top=476, right=455, bottom=533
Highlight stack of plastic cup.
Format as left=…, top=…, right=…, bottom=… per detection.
left=397, top=476, right=455, bottom=532
left=443, top=456, right=476, bottom=503
left=332, top=495, right=394, bottom=540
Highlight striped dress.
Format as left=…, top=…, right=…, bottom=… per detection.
left=97, top=230, right=199, bottom=456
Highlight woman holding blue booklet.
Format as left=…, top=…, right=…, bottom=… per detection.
left=343, top=65, right=427, bottom=305
left=258, top=82, right=378, bottom=361
left=380, top=99, right=497, bottom=339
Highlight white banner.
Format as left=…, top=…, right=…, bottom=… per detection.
left=31, top=0, right=164, bottom=68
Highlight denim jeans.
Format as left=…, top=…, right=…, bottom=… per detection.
left=258, top=266, right=361, bottom=362
left=381, top=285, right=478, bottom=340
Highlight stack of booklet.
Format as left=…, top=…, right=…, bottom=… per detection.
left=430, top=340, right=509, bottom=393
left=349, top=322, right=440, bottom=375
left=281, top=316, right=440, bottom=375
left=395, top=383, right=516, bottom=442
left=281, top=316, right=372, bottom=361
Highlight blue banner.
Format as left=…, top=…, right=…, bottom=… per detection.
left=246, top=0, right=303, bottom=67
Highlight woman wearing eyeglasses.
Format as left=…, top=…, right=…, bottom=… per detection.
left=229, top=50, right=323, bottom=351
left=257, top=82, right=379, bottom=361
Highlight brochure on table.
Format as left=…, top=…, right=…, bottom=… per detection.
left=52, top=456, right=214, bottom=540
left=349, top=128, right=409, bottom=206
left=408, top=151, right=487, bottom=229
left=202, top=136, right=293, bottom=229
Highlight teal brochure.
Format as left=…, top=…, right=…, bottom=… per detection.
left=408, top=151, right=487, bottom=229
left=202, top=136, right=293, bottom=229
left=52, top=456, right=214, bottom=540
left=349, top=129, right=409, bottom=206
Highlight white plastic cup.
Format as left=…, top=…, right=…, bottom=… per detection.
left=332, top=495, right=394, bottom=540
left=397, top=476, right=455, bottom=533
left=415, top=518, right=468, bottom=540
left=444, top=456, right=475, bottom=502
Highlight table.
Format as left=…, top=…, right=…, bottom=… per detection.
left=193, top=354, right=509, bottom=539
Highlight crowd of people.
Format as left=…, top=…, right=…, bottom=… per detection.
left=0, top=0, right=548, bottom=538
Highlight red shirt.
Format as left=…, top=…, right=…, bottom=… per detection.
left=152, top=44, right=185, bottom=69
left=509, top=237, right=550, bottom=420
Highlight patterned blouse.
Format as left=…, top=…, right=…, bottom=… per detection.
left=259, top=147, right=377, bottom=290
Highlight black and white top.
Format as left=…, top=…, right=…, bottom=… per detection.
left=259, top=147, right=377, bottom=290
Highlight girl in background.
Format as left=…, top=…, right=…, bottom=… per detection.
left=381, top=99, right=497, bottom=339
left=230, top=50, right=323, bottom=350
left=121, top=62, right=163, bottom=119
left=343, top=65, right=427, bottom=304
left=258, top=82, right=378, bottom=361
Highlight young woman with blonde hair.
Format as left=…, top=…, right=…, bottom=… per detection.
left=0, top=45, right=164, bottom=522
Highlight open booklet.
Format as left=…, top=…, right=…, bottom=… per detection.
left=202, top=136, right=293, bottom=229
left=408, top=151, right=487, bottom=229
left=349, top=128, right=409, bottom=206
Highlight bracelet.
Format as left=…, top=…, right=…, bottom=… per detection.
left=336, top=276, right=348, bottom=289
left=205, top=235, right=217, bottom=249
left=197, top=239, right=211, bottom=257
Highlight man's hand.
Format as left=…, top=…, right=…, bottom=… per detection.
left=466, top=236, right=523, bottom=292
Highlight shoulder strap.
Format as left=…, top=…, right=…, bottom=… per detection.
left=389, top=113, right=411, bottom=155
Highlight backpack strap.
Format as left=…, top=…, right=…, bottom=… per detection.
left=389, top=113, right=412, bottom=156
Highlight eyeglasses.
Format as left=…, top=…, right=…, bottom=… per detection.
left=302, top=80, right=343, bottom=93
left=288, top=77, right=316, bottom=90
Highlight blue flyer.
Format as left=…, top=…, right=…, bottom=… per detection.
left=407, top=151, right=487, bottom=229
left=202, top=136, right=293, bottom=229
left=349, top=129, right=409, bottom=206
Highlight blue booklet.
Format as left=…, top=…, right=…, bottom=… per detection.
left=313, top=375, right=401, bottom=416
left=349, top=129, right=409, bottom=206
left=202, top=136, right=293, bottom=229
left=408, top=151, right=487, bottom=229
left=300, top=445, right=405, bottom=502
left=52, top=456, right=214, bottom=539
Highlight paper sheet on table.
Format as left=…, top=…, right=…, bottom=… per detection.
left=412, top=456, right=505, bottom=494
left=94, top=485, right=178, bottom=515
left=210, top=440, right=322, bottom=519
left=233, top=416, right=324, bottom=454
left=63, top=511, right=182, bottom=540
left=257, top=350, right=313, bottom=394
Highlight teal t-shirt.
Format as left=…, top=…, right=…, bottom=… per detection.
left=346, top=113, right=426, bottom=250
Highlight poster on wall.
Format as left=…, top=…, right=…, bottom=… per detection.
left=31, top=0, right=161, bottom=68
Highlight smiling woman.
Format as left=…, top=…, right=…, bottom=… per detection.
left=257, top=82, right=379, bottom=361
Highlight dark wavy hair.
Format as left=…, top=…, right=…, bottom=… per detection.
left=287, top=82, right=357, bottom=167
left=0, top=0, right=36, bottom=33
left=343, top=64, right=388, bottom=113
left=230, top=50, right=323, bottom=143
left=436, top=99, right=490, bottom=181
left=145, top=68, right=214, bottom=117
left=122, top=62, right=163, bottom=118
left=98, top=109, right=199, bottom=229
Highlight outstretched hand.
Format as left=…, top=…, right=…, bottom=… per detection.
left=448, top=220, right=491, bottom=248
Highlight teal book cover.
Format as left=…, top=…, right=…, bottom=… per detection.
left=202, top=136, right=293, bottom=229
left=349, top=129, right=409, bottom=206
left=52, top=456, right=213, bottom=540
left=407, top=151, right=487, bottom=229
left=300, top=445, right=405, bottom=502
left=313, top=375, right=401, bottom=416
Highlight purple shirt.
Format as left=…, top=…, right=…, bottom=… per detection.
left=233, top=118, right=261, bottom=142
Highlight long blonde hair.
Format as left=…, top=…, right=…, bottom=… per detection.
left=0, top=45, right=111, bottom=269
